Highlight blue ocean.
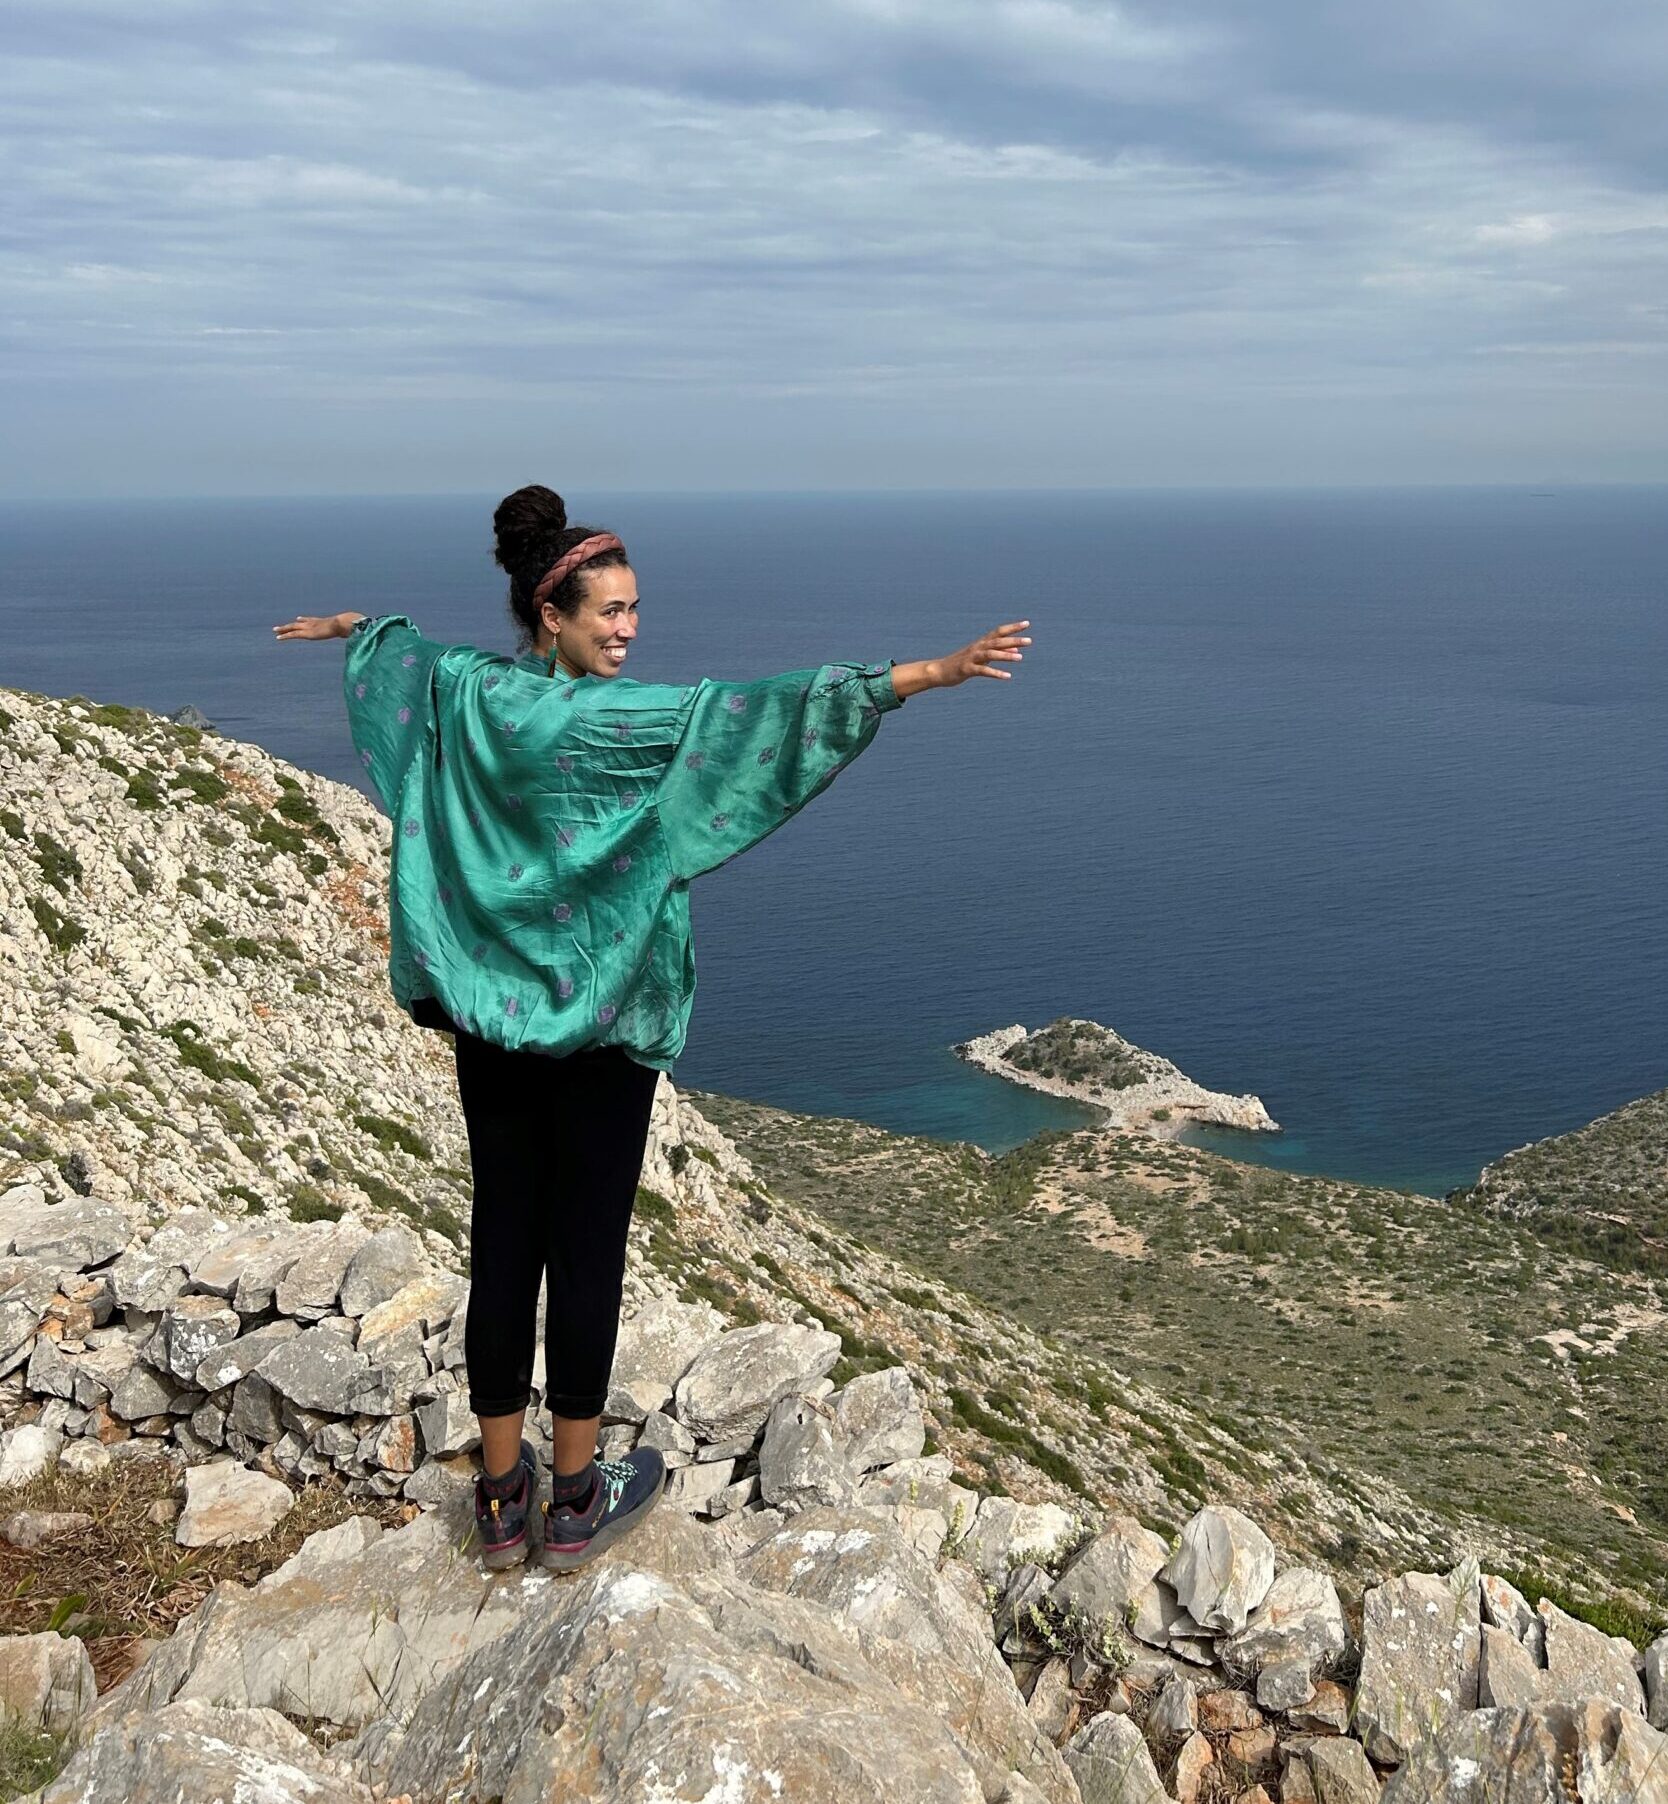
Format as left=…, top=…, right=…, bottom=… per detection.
left=3, top=488, right=1664, bottom=1194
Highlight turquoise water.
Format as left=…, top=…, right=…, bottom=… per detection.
left=3, top=487, right=1665, bottom=1191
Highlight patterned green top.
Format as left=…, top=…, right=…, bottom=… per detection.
left=343, top=615, right=903, bottom=1069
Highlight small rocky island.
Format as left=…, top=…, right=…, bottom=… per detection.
left=954, top=1018, right=1279, bottom=1137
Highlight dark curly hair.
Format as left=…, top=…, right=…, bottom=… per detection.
left=492, top=485, right=631, bottom=649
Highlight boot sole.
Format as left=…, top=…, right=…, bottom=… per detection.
left=537, top=1464, right=667, bottom=1572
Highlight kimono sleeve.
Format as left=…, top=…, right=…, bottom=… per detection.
left=342, top=615, right=446, bottom=813
left=653, top=662, right=902, bottom=881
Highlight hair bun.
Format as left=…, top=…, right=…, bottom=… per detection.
left=492, top=484, right=568, bottom=571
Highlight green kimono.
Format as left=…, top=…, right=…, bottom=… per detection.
left=343, top=616, right=903, bottom=1069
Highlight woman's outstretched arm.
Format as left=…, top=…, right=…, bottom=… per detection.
left=889, top=620, right=1030, bottom=697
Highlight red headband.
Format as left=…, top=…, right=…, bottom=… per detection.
left=530, top=533, right=625, bottom=608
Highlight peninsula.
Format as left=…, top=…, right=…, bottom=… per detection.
left=954, top=1017, right=1280, bottom=1136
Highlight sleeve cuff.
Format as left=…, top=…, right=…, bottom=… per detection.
left=864, top=661, right=904, bottom=713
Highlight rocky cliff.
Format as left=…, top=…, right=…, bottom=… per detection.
left=2, top=683, right=1666, bottom=1803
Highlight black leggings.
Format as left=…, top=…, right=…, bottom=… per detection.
left=453, top=1030, right=660, bottom=1419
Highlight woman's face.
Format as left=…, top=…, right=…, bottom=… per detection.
left=542, top=564, right=639, bottom=680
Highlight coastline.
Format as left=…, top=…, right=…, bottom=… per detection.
left=953, top=1019, right=1280, bottom=1140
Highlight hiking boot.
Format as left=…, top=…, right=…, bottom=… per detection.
left=474, top=1438, right=542, bottom=1571
left=538, top=1449, right=666, bottom=1571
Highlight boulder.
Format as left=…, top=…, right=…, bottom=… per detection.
left=0, top=1188, right=128, bottom=1273
left=414, top=1380, right=479, bottom=1457
left=1161, top=1505, right=1276, bottom=1635
left=1221, top=1565, right=1348, bottom=1682
left=670, top=1321, right=841, bottom=1444
left=738, top=1505, right=1076, bottom=1801
left=176, top=1460, right=295, bottom=1546
left=1062, top=1711, right=1168, bottom=1804
left=1, top=1508, right=93, bottom=1550
left=1355, top=1565, right=1481, bottom=1766
left=337, top=1224, right=429, bottom=1317
left=0, top=1628, right=97, bottom=1733
left=831, top=1366, right=927, bottom=1472
left=0, top=1255, right=60, bottom=1371
left=758, top=1392, right=857, bottom=1510
left=603, top=1294, right=726, bottom=1421
left=256, top=1326, right=377, bottom=1414
left=377, top=1558, right=995, bottom=1804
left=638, top=1407, right=697, bottom=1468
left=194, top=1317, right=301, bottom=1391
left=0, top=1423, right=62, bottom=1486
left=1303, top=1735, right=1381, bottom=1802
left=957, top=1495, right=1078, bottom=1589
left=1383, top=1698, right=1668, bottom=1803
left=107, top=1362, right=181, bottom=1422
left=153, top=1294, right=240, bottom=1383
left=1048, top=1514, right=1168, bottom=1641
left=1538, top=1599, right=1646, bottom=1714
left=273, top=1220, right=369, bottom=1320
left=104, top=1245, right=187, bottom=1313
left=36, top=1700, right=374, bottom=1803
left=1647, top=1630, right=1668, bottom=1731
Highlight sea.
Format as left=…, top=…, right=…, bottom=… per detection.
left=2, top=487, right=1664, bottom=1196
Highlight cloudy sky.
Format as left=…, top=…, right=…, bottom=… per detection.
left=6, top=1, right=1668, bottom=494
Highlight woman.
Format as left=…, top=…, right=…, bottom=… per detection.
left=275, top=484, right=1029, bottom=1572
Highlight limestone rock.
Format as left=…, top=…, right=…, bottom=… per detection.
left=1, top=1508, right=93, bottom=1550
left=0, top=1422, right=62, bottom=1486
left=1049, top=1514, right=1168, bottom=1641
left=638, top=1407, right=697, bottom=1467
left=194, top=1316, right=301, bottom=1390
left=338, top=1223, right=428, bottom=1317
left=603, top=1293, right=725, bottom=1422
left=0, top=1188, right=128, bottom=1273
left=1383, top=1698, right=1668, bottom=1804
left=0, top=1628, right=97, bottom=1732
left=1161, top=1505, right=1276, bottom=1635
left=1221, top=1565, right=1348, bottom=1682
left=107, top=1361, right=180, bottom=1422
left=1647, top=1630, right=1668, bottom=1731
left=740, top=1505, right=1075, bottom=1800
left=37, top=1700, right=375, bottom=1803
left=959, top=1494, right=1078, bottom=1589
left=104, top=1244, right=187, bottom=1313
left=176, top=1459, right=295, bottom=1546
left=1355, top=1564, right=1481, bottom=1767
left=666, top=1456, right=738, bottom=1513
left=1538, top=1599, right=1646, bottom=1715
left=1257, top=1657, right=1317, bottom=1712
left=273, top=1220, right=369, bottom=1320
left=414, top=1380, right=479, bottom=1457
left=1173, top=1730, right=1214, bottom=1804
left=1147, top=1671, right=1198, bottom=1740
left=758, top=1391, right=856, bottom=1511
left=672, top=1320, right=841, bottom=1443
left=1063, top=1711, right=1168, bottom=1804
left=379, top=1557, right=993, bottom=1804
left=1302, top=1736, right=1381, bottom=1802
left=154, top=1293, right=240, bottom=1382
left=256, top=1325, right=377, bottom=1414
left=831, top=1365, right=927, bottom=1472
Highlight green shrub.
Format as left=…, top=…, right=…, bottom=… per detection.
left=353, top=1113, right=433, bottom=1161
left=162, top=1020, right=261, bottom=1089
left=0, top=807, right=24, bottom=840
left=30, top=894, right=85, bottom=953
left=288, top=1184, right=343, bottom=1223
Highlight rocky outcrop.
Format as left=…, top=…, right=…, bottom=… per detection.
left=954, top=1020, right=1278, bottom=1135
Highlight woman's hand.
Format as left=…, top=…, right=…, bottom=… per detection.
left=272, top=612, right=364, bottom=642
left=891, top=621, right=1030, bottom=698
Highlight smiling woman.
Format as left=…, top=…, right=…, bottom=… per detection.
left=270, top=481, right=1030, bottom=1575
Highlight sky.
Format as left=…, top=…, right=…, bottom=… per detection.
left=5, top=1, right=1668, bottom=495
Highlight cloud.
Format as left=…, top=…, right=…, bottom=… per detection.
left=2, top=0, right=1665, bottom=491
